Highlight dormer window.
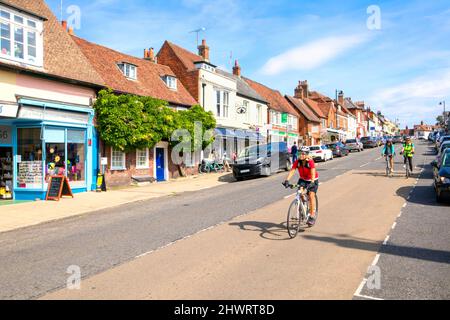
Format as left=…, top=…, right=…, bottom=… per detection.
left=0, top=5, right=44, bottom=67
left=194, top=61, right=216, bottom=73
left=162, top=75, right=177, bottom=90
left=117, top=62, right=137, bottom=80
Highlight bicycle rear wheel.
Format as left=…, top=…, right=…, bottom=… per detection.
left=287, top=200, right=301, bottom=239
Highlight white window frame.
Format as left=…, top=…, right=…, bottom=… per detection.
left=257, top=104, right=262, bottom=125
left=0, top=5, right=43, bottom=67
left=136, top=148, right=149, bottom=169
left=118, top=62, right=137, bottom=80
left=111, top=147, right=126, bottom=170
left=164, top=76, right=177, bottom=90
left=214, top=89, right=230, bottom=118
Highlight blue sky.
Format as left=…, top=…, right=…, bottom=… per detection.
left=47, top=0, right=450, bottom=128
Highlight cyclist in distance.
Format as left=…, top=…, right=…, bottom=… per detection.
left=401, top=137, right=415, bottom=173
left=283, top=149, right=319, bottom=226
left=382, top=139, right=396, bottom=173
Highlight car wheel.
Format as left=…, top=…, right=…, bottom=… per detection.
left=285, top=160, right=292, bottom=171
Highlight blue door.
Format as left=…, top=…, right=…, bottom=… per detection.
left=156, top=148, right=165, bottom=182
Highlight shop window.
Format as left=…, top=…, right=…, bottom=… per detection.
left=44, top=128, right=65, bottom=182
left=111, top=148, right=126, bottom=170
left=67, top=130, right=86, bottom=186
left=17, top=128, right=43, bottom=189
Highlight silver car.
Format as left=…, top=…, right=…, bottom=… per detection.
left=345, top=139, right=364, bottom=152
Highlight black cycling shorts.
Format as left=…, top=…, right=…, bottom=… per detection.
left=298, top=179, right=319, bottom=193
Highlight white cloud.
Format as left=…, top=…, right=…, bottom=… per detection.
left=369, top=69, right=450, bottom=126
left=259, top=34, right=370, bottom=75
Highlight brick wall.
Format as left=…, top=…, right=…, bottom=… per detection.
left=157, top=43, right=200, bottom=102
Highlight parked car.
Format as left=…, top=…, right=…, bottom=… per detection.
left=436, top=141, right=450, bottom=162
left=431, top=150, right=450, bottom=202
left=393, top=136, right=403, bottom=144
left=309, top=145, right=333, bottom=162
left=345, top=139, right=363, bottom=152
left=437, top=135, right=450, bottom=150
left=360, top=136, right=378, bottom=148
left=232, top=142, right=291, bottom=181
left=326, top=142, right=350, bottom=157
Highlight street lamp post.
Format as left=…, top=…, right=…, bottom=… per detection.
left=439, top=101, right=447, bottom=131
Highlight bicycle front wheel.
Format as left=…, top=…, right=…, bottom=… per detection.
left=287, top=200, right=301, bottom=239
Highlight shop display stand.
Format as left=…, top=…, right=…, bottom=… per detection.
left=0, top=151, right=13, bottom=200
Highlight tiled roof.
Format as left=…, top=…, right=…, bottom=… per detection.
left=162, top=41, right=204, bottom=71
left=72, top=36, right=197, bottom=106
left=304, top=98, right=327, bottom=119
left=216, top=69, right=267, bottom=103
left=0, top=0, right=104, bottom=86
left=243, top=77, right=298, bottom=116
left=285, top=96, right=321, bottom=123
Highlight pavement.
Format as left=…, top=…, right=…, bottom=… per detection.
left=0, top=171, right=232, bottom=234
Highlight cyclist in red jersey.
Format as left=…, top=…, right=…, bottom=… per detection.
left=283, top=149, right=319, bottom=226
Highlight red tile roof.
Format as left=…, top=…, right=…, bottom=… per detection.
left=243, top=77, right=298, bottom=116
left=161, top=41, right=204, bottom=71
left=72, top=36, right=197, bottom=107
left=286, top=96, right=321, bottom=123
left=303, top=98, right=327, bottom=119
left=0, top=0, right=104, bottom=86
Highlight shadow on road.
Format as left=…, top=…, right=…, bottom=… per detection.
left=229, top=220, right=303, bottom=241
left=352, top=171, right=420, bottom=179
left=300, top=234, right=450, bottom=264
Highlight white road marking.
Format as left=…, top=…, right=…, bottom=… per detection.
left=371, top=254, right=381, bottom=266
left=392, top=222, right=397, bottom=230
left=360, top=163, right=370, bottom=168
left=284, top=193, right=296, bottom=199
left=354, top=278, right=367, bottom=296
left=383, top=236, right=390, bottom=245
left=375, top=157, right=381, bottom=161
left=402, top=203, right=407, bottom=208
left=398, top=212, right=402, bottom=218
left=354, top=294, right=384, bottom=301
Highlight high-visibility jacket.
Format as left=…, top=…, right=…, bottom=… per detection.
left=403, top=143, right=414, bottom=157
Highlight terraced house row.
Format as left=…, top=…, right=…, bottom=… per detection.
left=0, top=0, right=399, bottom=198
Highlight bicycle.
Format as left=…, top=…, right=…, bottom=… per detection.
left=285, top=183, right=319, bottom=239
left=400, top=152, right=414, bottom=179
left=384, top=155, right=393, bottom=177
left=198, top=160, right=224, bottom=174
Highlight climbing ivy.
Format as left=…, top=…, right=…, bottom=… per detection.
left=94, top=89, right=216, bottom=152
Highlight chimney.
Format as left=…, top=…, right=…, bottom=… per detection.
left=148, top=48, right=156, bottom=63
left=338, top=91, right=344, bottom=106
left=294, top=80, right=309, bottom=99
left=144, top=48, right=149, bottom=59
left=198, top=39, right=210, bottom=61
left=61, top=20, right=68, bottom=31
left=232, top=60, right=241, bottom=77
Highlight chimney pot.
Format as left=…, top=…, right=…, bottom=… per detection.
left=233, top=59, right=241, bottom=76
left=68, top=26, right=74, bottom=35
left=61, top=20, right=68, bottom=31
left=144, top=48, right=149, bottom=59
left=198, top=39, right=210, bottom=61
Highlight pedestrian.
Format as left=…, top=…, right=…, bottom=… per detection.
left=291, top=142, right=298, bottom=163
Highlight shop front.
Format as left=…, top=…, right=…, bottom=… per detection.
left=214, top=127, right=265, bottom=159
left=0, top=98, right=97, bottom=201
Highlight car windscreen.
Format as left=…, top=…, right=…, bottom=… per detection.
left=360, top=137, right=370, bottom=141
left=239, top=145, right=268, bottom=158
left=309, top=146, right=321, bottom=151
left=443, top=153, right=450, bottom=167
left=346, top=139, right=357, bottom=143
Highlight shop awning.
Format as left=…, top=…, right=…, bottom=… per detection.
left=215, top=128, right=264, bottom=141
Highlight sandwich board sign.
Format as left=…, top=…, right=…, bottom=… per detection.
left=46, top=176, right=74, bottom=201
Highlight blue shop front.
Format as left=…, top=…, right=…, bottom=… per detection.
left=0, top=98, right=98, bottom=201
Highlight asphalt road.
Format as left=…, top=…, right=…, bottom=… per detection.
left=0, top=146, right=386, bottom=300
left=356, top=141, right=450, bottom=300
